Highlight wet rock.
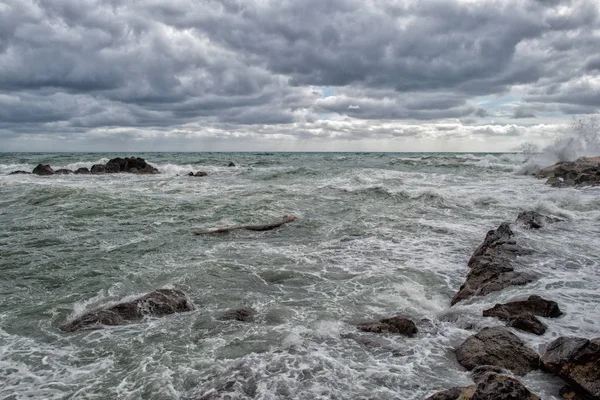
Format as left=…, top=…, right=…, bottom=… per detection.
left=506, top=313, right=547, bottom=335
left=91, top=157, right=159, bottom=174
left=188, top=172, right=194, bottom=176
left=455, top=327, right=539, bottom=376
left=32, top=164, right=54, bottom=175
left=426, top=372, right=540, bottom=400
left=59, top=289, right=194, bottom=332
left=452, top=223, right=534, bottom=305
left=541, top=336, right=600, bottom=400
left=8, top=170, right=30, bottom=175
left=559, top=385, right=589, bottom=400
left=228, top=162, right=236, bottom=167
left=194, top=171, right=208, bottom=177
left=471, top=365, right=511, bottom=383
left=357, top=316, right=418, bottom=337
left=74, top=167, right=90, bottom=174
left=515, top=211, right=562, bottom=229
left=425, top=386, right=476, bottom=400
left=218, top=307, right=256, bottom=322
left=535, top=157, right=600, bottom=187
left=483, top=295, right=562, bottom=319
left=90, top=164, right=107, bottom=174
left=54, top=169, right=73, bottom=175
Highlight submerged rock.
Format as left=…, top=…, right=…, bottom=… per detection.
left=59, top=289, right=194, bottom=332
left=8, top=170, right=30, bottom=175
left=515, top=211, right=562, bottom=229
left=32, top=164, right=54, bottom=175
left=455, top=327, right=539, bottom=376
left=357, top=316, right=418, bottom=337
left=194, top=171, right=208, bottom=177
left=74, top=167, right=90, bottom=174
left=218, top=307, right=256, bottom=322
left=452, top=223, right=534, bottom=305
left=228, top=162, right=236, bottom=167
left=535, top=157, right=600, bottom=187
left=54, top=169, right=73, bottom=175
left=541, top=336, right=600, bottom=400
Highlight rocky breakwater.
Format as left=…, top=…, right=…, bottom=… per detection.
left=22, top=157, right=159, bottom=176
left=535, top=156, right=600, bottom=187
left=59, top=289, right=194, bottom=332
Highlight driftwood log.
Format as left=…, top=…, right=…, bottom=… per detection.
left=194, top=216, right=297, bottom=235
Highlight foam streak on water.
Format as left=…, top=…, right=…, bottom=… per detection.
left=0, top=152, right=599, bottom=399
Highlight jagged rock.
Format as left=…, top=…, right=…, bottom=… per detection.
left=194, top=171, right=208, bottom=177
left=483, top=295, right=562, bottom=319
left=452, top=223, right=534, bottom=305
left=455, top=327, right=539, bottom=376
left=425, top=372, right=540, bottom=400
left=8, top=170, right=30, bottom=175
left=535, top=157, right=600, bottom=187
left=228, top=162, right=236, bottom=167
left=32, top=164, right=54, bottom=175
left=54, top=169, right=73, bottom=175
left=59, top=289, right=194, bottom=332
left=515, top=211, right=562, bottom=229
left=541, top=336, right=600, bottom=400
left=357, top=316, right=417, bottom=337
left=218, top=307, right=256, bottom=322
left=74, top=167, right=90, bottom=174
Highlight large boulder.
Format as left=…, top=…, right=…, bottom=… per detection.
left=425, top=372, right=540, bottom=400
left=455, top=327, right=539, bottom=376
left=515, top=211, right=562, bottom=229
left=91, top=157, right=159, bottom=174
left=357, top=316, right=418, bottom=337
left=452, top=223, right=534, bottom=305
left=59, top=289, right=194, bottom=332
left=541, top=336, right=600, bottom=400
left=32, top=164, right=54, bottom=175
left=535, top=157, right=600, bottom=187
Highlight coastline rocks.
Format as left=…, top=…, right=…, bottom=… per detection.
left=455, top=327, right=539, bottom=376
left=33, top=164, right=54, bottom=175
left=218, top=307, right=256, bottom=322
left=452, top=223, right=533, bottom=305
left=357, top=316, right=418, bottom=337
left=425, top=372, right=540, bottom=400
left=54, top=169, right=73, bottom=175
left=515, top=211, right=562, bottom=229
left=74, top=167, right=90, bottom=174
left=541, top=336, right=600, bottom=400
left=59, top=289, right=194, bottom=332
left=483, top=295, right=561, bottom=335
left=535, top=157, right=600, bottom=187
left=91, top=157, right=159, bottom=174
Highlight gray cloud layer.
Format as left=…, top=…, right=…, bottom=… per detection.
left=0, top=0, right=599, bottom=150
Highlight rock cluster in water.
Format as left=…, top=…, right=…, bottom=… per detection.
left=13, top=157, right=160, bottom=176
left=535, top=156, right=600, bottom=187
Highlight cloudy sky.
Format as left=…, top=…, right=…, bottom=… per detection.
left=1, top=0, right=599, bottom=152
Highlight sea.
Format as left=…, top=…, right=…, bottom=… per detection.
left=1, top=152, right=599, bottom=399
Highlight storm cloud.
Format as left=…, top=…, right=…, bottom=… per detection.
left=0, top=0, right=599, bottom=151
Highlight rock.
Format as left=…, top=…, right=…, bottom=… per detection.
left=74, top=167, right=90, bottom=174
left=218, top=307, right=256, bottom=322
left=483, top=295, right=562, bottom=319
left=426, top=372, right=540, bottom=400
left=54, top=169, right=73, bottom=175
left=357, top=316, right=417, bottom=337
left=8, top=170, right=30, bottom=175
left=506, top=313, right=547, bottom=336
left=228, top=162, right=236, bottom=167
left=188, top=172, right=194, bottom=176
left=559, top=385, right=589, bottom=400
left=535, top=157, right=600, bottom=187
left=515, top=211, right=562, bottom=229
left=471, top=365, right=511, bottom=383
left=455, top=327, right=539, bottom=376
left=91, top=157, right=159, bottom=174
left=194, top=171, right=208, bottom=177
left=32, top=164, right=54, bottom=175
left=541, top=336, right=600, bottom=400
left=90, top=164, right=107, bottom=174
left=59, top=289, right=194, bottom=332
left=452, top=223, right=534, bottom=305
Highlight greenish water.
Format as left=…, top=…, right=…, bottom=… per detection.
left=1, top=152, right=599, bottom=399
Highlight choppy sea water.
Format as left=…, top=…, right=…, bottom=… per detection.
left=1, top=152, right=599, bottom=400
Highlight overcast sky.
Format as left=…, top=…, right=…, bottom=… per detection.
left=0, top=0, right=599, bottom=152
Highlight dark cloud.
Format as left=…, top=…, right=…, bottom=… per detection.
left=0, top=0, right=598, bottom=148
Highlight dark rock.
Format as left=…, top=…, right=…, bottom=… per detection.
left=471, top=365, right=511, bottom=384
left=54, top=169, right=73, bottom=175
left=32, top=164, right=54, bottom=175
left=506, top=313, right=547, bottom=335
left=425, top=386, right=476, bottom=400
left=228, top=162, right=236, bottom=167
left=188, top=172, right=194, bottom=176
left=218, top=307, right=256, bottom=322
left=541, top=336, right=600, bottom=400
left=455, top=327, right=539, bottom=376
left=452, top=223, right=534, bottom=305
left=536, top=157, right=600, bottom=187
left=559, top=385, right=590, bottom=400
left=90, top=164, right=107, bottom=174
left=8, top=170, right=30, bottom=175
left=515, top=211, right=562, bottom=229
left=483, top=295, right=562, bottom=319
left=194, top=171, right=208, bottom=177
left=59, top=289, right=194, bottom=332
left=357, top=316, right=417, bottom=337
left=74, top=167, right=90, bottom=174
left=426, top=373, right=540, bottom=400
left=104, top=157, right=159, bottom=174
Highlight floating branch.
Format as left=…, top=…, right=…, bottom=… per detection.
left=194, top=215, right=297, bottom=235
